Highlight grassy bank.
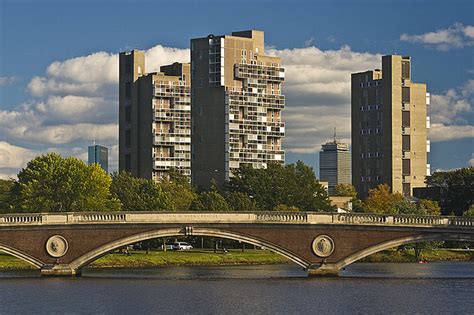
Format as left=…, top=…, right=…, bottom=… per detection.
left=360, top=248, right=473, bottom=263
left=0, top=248, right=472, bottom=270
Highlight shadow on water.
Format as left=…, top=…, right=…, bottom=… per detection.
left=1, top=262, right=473, bottom=280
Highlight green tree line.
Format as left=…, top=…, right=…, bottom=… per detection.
left=0, top=153, right=333, bottom=213
left=1, top=153, right=472, bottom=216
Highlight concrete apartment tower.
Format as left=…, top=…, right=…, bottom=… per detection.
left=119, top=50, right=191, bottom=181
left=88, top=144, right=108, bottom=173
left=319, top=131, right=351, bottom=195
left=191, top=30, right=285, bottom=189
left=351, top=55, right=430, bottom=199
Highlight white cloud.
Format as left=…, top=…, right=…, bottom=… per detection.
left=429, top=80, right=474, bottom=142
left=268, top=45, right=380, bottom=153
left=46, top=52, right=119, bottom=84
left=0, top=141, right=37, bottom=169
left=400, top=23, right=474, bottom=51
left=469, top=153, right=474, bottom=167
left=0, top=76, right=17, bottom=86
left=429, top=124, right=474, bottom=142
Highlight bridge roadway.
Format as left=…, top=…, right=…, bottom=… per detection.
left=0, top=211, right=472, bottom=277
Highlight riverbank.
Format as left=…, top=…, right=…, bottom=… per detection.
left=0, top=249, right=472, bottom=270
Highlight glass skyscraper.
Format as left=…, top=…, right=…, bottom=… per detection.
left=88, top=145, right=108, bottom=173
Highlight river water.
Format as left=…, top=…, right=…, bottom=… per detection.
left=1, top=263, right=473, bottom=314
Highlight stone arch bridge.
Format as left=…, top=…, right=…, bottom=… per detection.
left=0, top=212, right=472, bottom=277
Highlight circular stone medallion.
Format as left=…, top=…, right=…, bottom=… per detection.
left=46, top=235, right=69, bottom=258
left=312, top=235, right=335, bottom=257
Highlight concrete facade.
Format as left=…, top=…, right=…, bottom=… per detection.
left=119, top=50, right=191, bottom=181
left=319, top=140, right=351, bottom=195
left=351, top=55, right=429, bottom=199
left=191, top=30, right=285, bottom=189
left=0, top=212, right=472, bottom=277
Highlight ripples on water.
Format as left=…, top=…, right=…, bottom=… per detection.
left=1, top=263, right=473, bottom=314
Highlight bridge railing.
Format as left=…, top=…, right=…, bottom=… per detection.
left=0, top=211, right=472, bottom=228
left=0, top=213, right=43, bottom=224
left=256, top=212, right=308, bottom=223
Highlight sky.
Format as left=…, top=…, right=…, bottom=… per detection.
left=0, top=0, right=473, bottom=179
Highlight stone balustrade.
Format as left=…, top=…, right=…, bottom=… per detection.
left=256, top=212, right=308, bottom=222
left=0, top=211, right=472, bottom=228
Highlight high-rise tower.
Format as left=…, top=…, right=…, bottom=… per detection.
left=351, top=55, right=430, bottom=198
left=191, top=30, right=285, bottom=189
left=319, top=131, right=351, bottom=195
left=88, top=144, right=108, bottom=173
left=119, top=50, right=191, bottom=181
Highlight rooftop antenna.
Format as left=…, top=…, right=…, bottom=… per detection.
left=333, top=126, right=337, bottom=143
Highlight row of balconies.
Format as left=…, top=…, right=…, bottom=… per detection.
left=154, top=160, right=191, bottom=169
left=154, top=136, right=191, bottom=144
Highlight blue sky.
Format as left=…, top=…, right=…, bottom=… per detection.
left=0, top=0, right=473, bottom=178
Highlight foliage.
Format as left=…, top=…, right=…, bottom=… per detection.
left=272, top=204, right=300, bottom=212
left=110, top=172, right=171, bottom=211
left=0, top=179, right=15, bottom=212
left=189, top=191, right=231, bottom=212
left=224, top=191, right=258, bottom=211
left=351, top=198, right=367, bottom=213
left=15, top=153, right=118, bottom=212
left=227, top=161, right=333, bottom=212
left=160, top=170, right=197, bottom=211
left=393, top=199, right=419, bottom=215
left=463, top=205, right=474, bottom=217
left=426, top=167, right=474, bottom=216
left=334, top=183, right=357, bottom=199
left=364, top=184, right=405, bottom=214
left=417, top=199, right=441, bottom=215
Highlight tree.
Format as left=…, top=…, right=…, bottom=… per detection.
left=273, top=204, right=300, bottom=212
left=463, top=205, right=474, bottom=217
left=189, top=191, right=231, bottom=212
left=227, top=161, right=333, bottom=212
left=110, top=172, right=171, bottom=211
left=426, top=167, right=474, bottom=216
left=0, top=179, right=15, bottom=212
left=224, top=191, right=258, bottom=211
left=15, top=153, right=118, bottom=212
left=111, top=172, right=172, bottom=211
left=364, top=184, right=404, bottom=214
left=417, top=199, right=441, bottom=215
left=334, top=183, right=357, bottom=199
left=160, top=170, right=197, bottom=211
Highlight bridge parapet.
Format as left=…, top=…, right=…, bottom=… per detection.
left=0, top=212, right=472, bottom=228
left=256, top=212, right=308, bottom=223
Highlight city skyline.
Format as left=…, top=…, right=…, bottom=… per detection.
left=0, top=0, right=473, bottom=179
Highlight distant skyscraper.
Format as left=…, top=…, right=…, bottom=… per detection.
left=118, top=50, right=191, bottom=181
left=319, top=130, right=351, bottom=195
left=88, top=144, right=108, bottom=173
left=351, top=55, right=430, bottom=198
left=191, top=30, right=285, bottom=189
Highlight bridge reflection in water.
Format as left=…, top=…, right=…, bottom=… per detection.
left=0, top=212, right=472, bottom=277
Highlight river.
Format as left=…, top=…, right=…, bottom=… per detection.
left=1, top=262, right=473, bottom=314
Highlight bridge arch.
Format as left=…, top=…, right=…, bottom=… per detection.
left=0, top=244, right=44, bottom=269
left=334, top=232, right=472, bottom=270
left=69, top=227, right=309, bottom=271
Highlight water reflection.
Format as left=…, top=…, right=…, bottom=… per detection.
left=0, top=263, right=473, bottom=314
